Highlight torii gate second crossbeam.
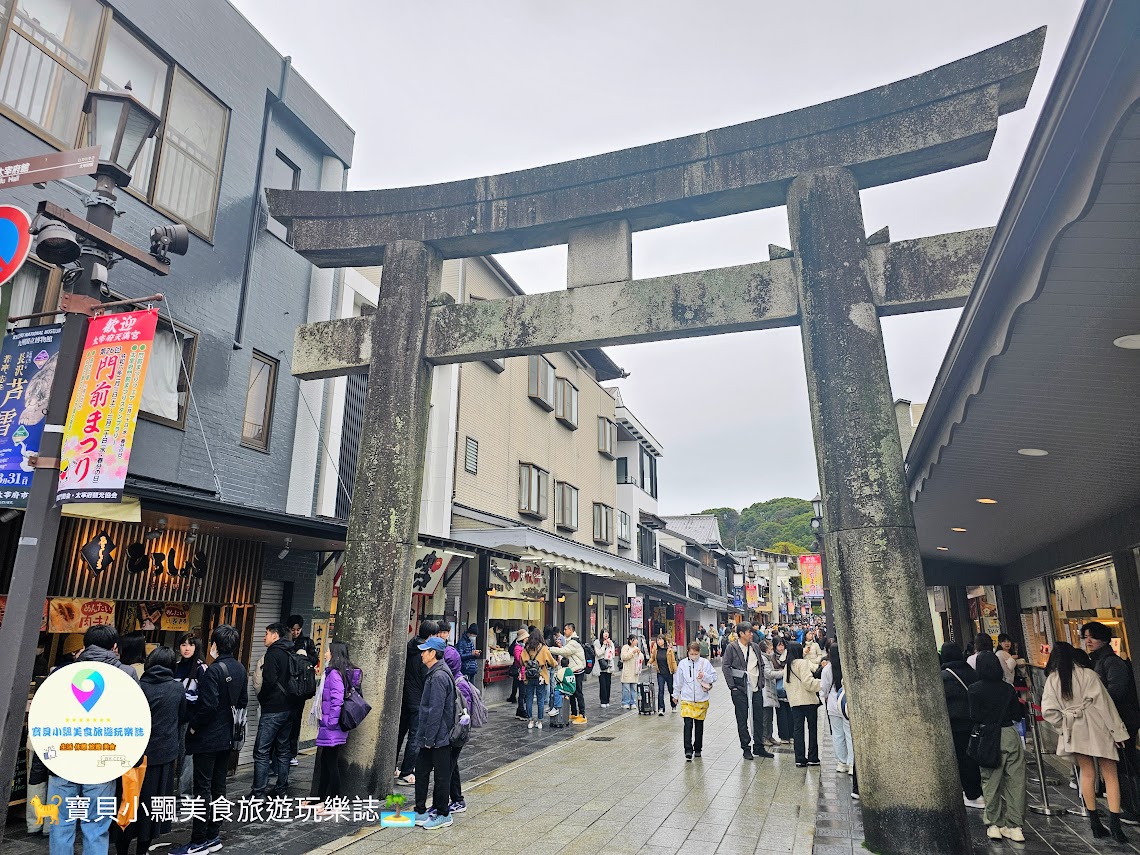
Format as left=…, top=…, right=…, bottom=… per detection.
left=268, top=28, right=1045, bottom=855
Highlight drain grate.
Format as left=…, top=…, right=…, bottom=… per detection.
left=586, top=736, right=615, bottom=741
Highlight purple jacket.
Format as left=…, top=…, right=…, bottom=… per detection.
left=317, top=667, right=362, bottom=747
left=443, top=644, right=462, bottom=679
left=457, top=674, right=474, bottom=711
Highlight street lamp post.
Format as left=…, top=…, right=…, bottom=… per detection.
left=0, top=86, right=174, bottom=820
left=810, top=493, right=835, bottom=641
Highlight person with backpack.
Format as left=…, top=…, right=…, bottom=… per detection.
left=521, top=630, right=557, bottom=729
left=174, top=625, right=246, bottom=855
left=549, top=623, right=588, bottom=723
left=286, top=615, right=319, bottom=768
left=594, top=629, right=616, bottom=708
left=313, top=640, right=362, bottom=808
left=412, top=636, right=458, bottom=830
left=396, top=621, right=434, bottom=787
left=251, top=622, right=310, bottom=798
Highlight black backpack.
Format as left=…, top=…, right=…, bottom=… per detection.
left=583, top=641, right=596, bottom=675
left=283, top=650, right=317, bottom=701
left=524, top=653, right=541, bottom=683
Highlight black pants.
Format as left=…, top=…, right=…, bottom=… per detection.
left=515, top=681, right=527, bottom=718
left=683, top=717, right=705, bottom=755
left=792, top=705, right=819, bottom=764
left=449, top=747, right=463, bottom=803
left=398, top=705, right=419, bottom=777
left=952, top=728, right=982, bottom=799
left=414, top=745, right=452, bottom=817
left=731, top=688, right=764, bottom=751
left=190, top=749, right=229, bottom=844
left=598, top=671, right=612, bottom=704
left=288, top=705, right=303, bottom=760
left=776, top=702, right=794, bottom=739
left=314, top=745, right=343, bottom=800
left=507, top=677, right=520, bottom=703
left=570, top=671, right=586, bottom=717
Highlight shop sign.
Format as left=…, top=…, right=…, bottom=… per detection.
left=28, top=661, right=150, bottom=784
left=412, top=547, right=464, bottom=597
left=0, top=595, right=47, bottom=630
left=161, top=604, right=190, bottom=632
left=798, top=554, right=824, bottom=599
left=0, top=324, right=63, bottom=507
left=732, top=586, right=744, bottom=608
left=630, top=596, right=644, bottom=629
left=57, top=309, right=157, bottom=505
left=674, top=604, right=685, bottom=645
left=489, top=559, right=548, bottom=599
left=1019, top=578, right=1048, bottom=610
left=745, top=582, right=759, bottom=609
left=48, top=597, right=115, bottom=633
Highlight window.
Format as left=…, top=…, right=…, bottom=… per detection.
left=241, top=352, right=278, bottom=450
left=1, top=257, right=58, bottom=327
left=464, top=436, right=478, bottom=475
left=139, top=319, right=196, bottom=428
left=616, top=456, right=629, bottom=484
left=592, top=503, right=613, bottom=545
left=266, top=150, right=299, bottom=243
left=618, top=510, right=631, bottom=546
left=555, top=482, right=578, bottom=531
left=527, top=355, right=554, bottom=410
left=640, top=446, right=658, bottom=499
left=518, top=463, right=549, bottom=519
left=153, top=69, right=228, bottom=236
left=598, top=417, right=617, bottom=458
left=637, top=524, right=656, bottom=567
left=554, top=378, right=578, bottom=428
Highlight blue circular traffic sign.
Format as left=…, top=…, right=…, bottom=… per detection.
left=0, top=205, right=32, bottom=287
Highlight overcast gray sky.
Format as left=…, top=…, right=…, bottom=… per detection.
left=232, top=0, right=1081, bottom=515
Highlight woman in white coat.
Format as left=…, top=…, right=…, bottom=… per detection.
left=672, top=641, right=718, bottom=760
left=1042, top=641, right=1129, bottom=843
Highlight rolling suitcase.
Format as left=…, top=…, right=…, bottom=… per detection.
left=638, top=681, right=654, bottom=715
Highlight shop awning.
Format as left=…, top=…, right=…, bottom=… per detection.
left=456, top=526, right=668, bottom=585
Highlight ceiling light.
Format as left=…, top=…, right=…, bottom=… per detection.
left=1017, top=448, right=1048, bottom=457
left=1113, top=334, right=1140, bottom=349
left=937, top=546, right=949, bottom=551
left=951, top=527, right=967, bottom=533
left=976, top=498, right=998, bottom=505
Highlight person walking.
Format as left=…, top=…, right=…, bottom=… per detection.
left=520, top=631, right=556, bottom=729
left=819, top=644, right=853, bottom=774
left=594, top=629, right=616, bottom=708
left=396, top=620, right=434, bottom=787
left=709, top=625, right=720, bottom=659
left=651, top=634, right=678, bottom=716
left=313, top=641, right=362, bottom=807
left=1042, top=641, right=1130, bottom=842
left=549, top=623, right=588, bottom=723
left=175, top=625, right=246, bottom=855
left=939, top=642, right=984, bottom=809
left=758, top=639, right=780, bottom=748
left=722, top=622, right=774, bottom=760
left=412, top=636, right=457, bottom=831
left=173, top=633, right=207, bottom=799
left=969, top=651, right=1027, bottom=843
left=699, top=633, right=711, bottom=660
left=785, top=640, right=822, bottom=767
left=620, top=634, right=644, bottom=709
left=251, top=623, right=297, bottom=797
left=113, top=646, right=186, bottom=855
left=674, top=641, right=718, bottom=760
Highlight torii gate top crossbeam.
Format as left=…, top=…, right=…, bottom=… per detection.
left=268, top=28, right=1043, bottom=267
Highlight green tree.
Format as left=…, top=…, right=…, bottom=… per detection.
left=700, top=497, right=815, bottom=553
left=771, top=540, right=806, bottom=556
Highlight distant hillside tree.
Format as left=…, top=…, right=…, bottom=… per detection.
left=771, top=540, right=807, bottom=556
left=699, top=497, right=815, bottom=553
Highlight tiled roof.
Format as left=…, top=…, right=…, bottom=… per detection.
left=659, top=515, right=723, bottom=547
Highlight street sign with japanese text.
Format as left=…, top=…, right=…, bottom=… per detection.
left=57, top=310, right=157, bottom=505
left=0, top=205, right=31, bottom=287
left=0, top=146, right=98, bottom=190
left=0, top=324, right=61, bottom=507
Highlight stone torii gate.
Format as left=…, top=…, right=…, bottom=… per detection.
left=269, top=29, right=1043, bottom=855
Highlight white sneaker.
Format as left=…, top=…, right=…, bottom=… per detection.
left=986, top=826, right=1002, bottom=840
left=528, top=720, right=534, bottom=729
left=836, top=764, right=848, bottom=773
left=963, top=796, right=985, bottom=810
left=289, top=757, right=299, bottom=767
left=536, top=722, right=542, bottom=730
left=1000, top=827, right=1024, bottom=842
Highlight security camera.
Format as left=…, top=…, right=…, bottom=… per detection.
left=149, top=223, right=189, bottom=263
left=91, top=262, right=109, bottom=290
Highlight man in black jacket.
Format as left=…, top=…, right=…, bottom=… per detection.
left=251, top=623, right=295, bottom=798
left=179, top=624, right=246, bottom=855
left=396, top=620, right=435, bottom=787
left=413, top=636, right=456, bottom=830
left=285, top=615, right=318, bottom=767
left=1083, top=621, right=1140, bottom=823
left=939, top=642, right=984, bottom=809
left=721, top=622, right=774, bottom=760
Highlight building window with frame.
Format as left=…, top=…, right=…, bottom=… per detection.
left=519, top=463, right=549, bottom=519
left=464, top=436, right=478, bottom=475
left=1, top=256, right=59, bottom=327
left=554, top=377, right=578, bottom=429
left=140, top=318, right=196, bottom=428
left=266, top=150, right=299, bottom=243
left=593, top=503, right=613, bottom=545
left=241, top=351, right=278, bottom=450
left=528, top=355, right=555, bottom=410
left=555, top=481, right=578, bottom=531
left=598, top=416, right=617, bottom=459
left=639, top=446, right=658, bottom=499
left=637, top=524, right=656, bottom=567
left=618, top=510, right=631, bottom=546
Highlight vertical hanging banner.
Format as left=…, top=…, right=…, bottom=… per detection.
left=799, top=553, right=824, bottom=599
left=57, top=310, right=157, bottom=505
left=0, top=324, right=63, bottom=507
left=673, top=604, right=685, bottom=645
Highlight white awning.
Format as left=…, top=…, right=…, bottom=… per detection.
left=456, top=526, right=668, bottom=585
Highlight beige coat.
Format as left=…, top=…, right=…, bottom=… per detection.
left=785, top=658, right=822, bottom=707
left=620, top=643, right=644, bottom=683
left=803, top=641, right=825, bottom=670
left=1042, top=665, right=1129, bottom=760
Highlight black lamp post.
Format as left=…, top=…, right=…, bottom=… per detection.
left=0, top=85, right=173, bottom=820
left=810, top=493, right=834, bottom=640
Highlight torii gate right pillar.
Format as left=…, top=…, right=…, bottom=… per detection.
left=789, top=168, right=970, bottom=855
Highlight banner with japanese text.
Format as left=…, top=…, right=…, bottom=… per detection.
left=57, top=310, right=157, bottom=505
left=47, top=597, right=115, bottom=633
left=799, top=553, right=824, bottom=599
left=0, top=324, right=62, bottom=508
left=673, top=604, right=685, bottom=645
left=630, top=596, right=644, bottom=630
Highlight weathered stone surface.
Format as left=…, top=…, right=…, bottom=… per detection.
left=267, top=29, right=1043, bottom=266
left=872, top=227, right=994, bottom=315
left=567, top=219, right=632, bottom=288
left=790, top=168, right=971, bottom=855
left=335, top=240, right=442, bottom=798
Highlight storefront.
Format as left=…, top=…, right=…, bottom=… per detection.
left=482, top=557, right=548, bottom=701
